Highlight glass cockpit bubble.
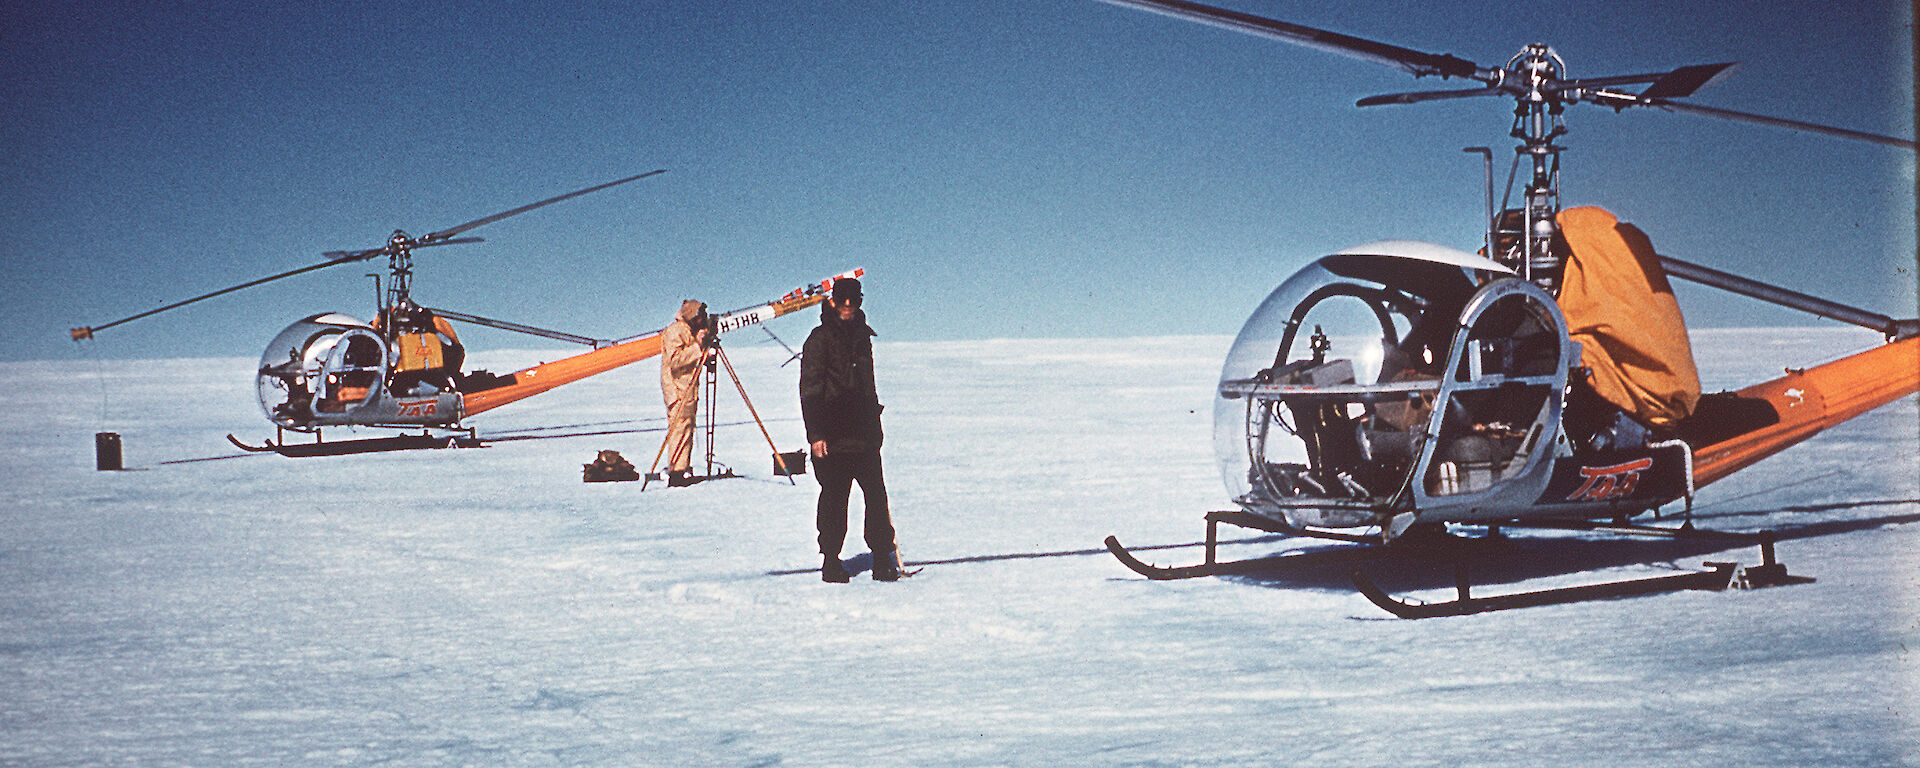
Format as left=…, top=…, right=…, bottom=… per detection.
left=1213, top=244, right=1502, bottom=525
left=255, top=313, right=377, bottom=430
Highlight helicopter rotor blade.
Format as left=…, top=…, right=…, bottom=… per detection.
left=1645, top=98, right=1915, bottom=149
left=1357, top=86, right=1508, bottom=107
left=1094, top=0, right=1494, bottom=82
left=411, top=236, right=485, bottom=250
left=1579, top=89, right=1917, bottom=150
left=1637, top=62, right=1739, bottom=99
left=422, top=169, right=666, bottom=243
left=71, top=258, right=351, bottom=340
left=1553, top=62, right=1739, bottom=98
left=321, top=248, right=378, bottom=261
left=1100, top=0, right=1914, bottom=151
left=75, top=173, right=665, bottom=342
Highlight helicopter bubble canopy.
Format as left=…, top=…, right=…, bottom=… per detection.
left=1213, top=242, right=1512, bottom=527
left=255, top=313, right=389, bottom=430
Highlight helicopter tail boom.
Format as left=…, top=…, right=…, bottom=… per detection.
left=458, top=268, right=863, bottom=419
left=1687, top=336, right=1920, bottom=487
left=461, top=333, right=666, bottom=418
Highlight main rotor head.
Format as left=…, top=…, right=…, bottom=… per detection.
left=1095, top=0, right=1913, bottom=289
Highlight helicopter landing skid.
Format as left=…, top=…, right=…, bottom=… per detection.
left=1107, top=512, right=1811, bottom=618
left=1350, top=561, right=1739, bottom=619
left=1104, top=534, right=1389, bottom=580
left=1105, top=509, right=1391, bottom=579
left=226, top=431, right=484, bottom=457
left=1348, top=522, right=1817, bottom=619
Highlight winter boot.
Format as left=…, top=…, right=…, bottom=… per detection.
left=872, top=549, right=905, bottom=582
left=821, top=555, right=850, bottom=583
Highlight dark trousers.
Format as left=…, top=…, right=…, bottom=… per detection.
left=814, top=449, right=895, bottom=557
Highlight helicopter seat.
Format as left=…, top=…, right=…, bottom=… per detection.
left=1431, top=435, right=1499, bottom=495
left=318, top=371, right=378, bottom=412
left=316, top=333, right=383, bottom=412
left=1423, top=383, right=1549, bottom=496
left=1354, top=352, right=1441, bottom=481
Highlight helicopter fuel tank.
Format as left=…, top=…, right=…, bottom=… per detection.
left=1214, top=241, right=1685, bottom=534
left=255, top=313, right=462, bottom=430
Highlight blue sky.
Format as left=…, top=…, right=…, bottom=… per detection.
left=4, top=0, right=1913, bottom=362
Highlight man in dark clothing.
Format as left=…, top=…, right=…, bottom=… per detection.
left=800, top=277, right=901, bottom=583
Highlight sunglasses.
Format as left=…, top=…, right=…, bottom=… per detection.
left=837, top=296, right=862, bottom=307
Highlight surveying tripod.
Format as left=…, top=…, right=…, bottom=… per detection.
left=642, top=338, right=795, bottom=489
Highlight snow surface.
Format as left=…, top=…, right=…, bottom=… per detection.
left=3, top=328, right=1917, bottom=766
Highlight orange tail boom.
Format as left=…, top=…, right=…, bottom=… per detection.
left=1688, top=337, right=1920, bottom=488
left=461, top=333, right=666, bottom=418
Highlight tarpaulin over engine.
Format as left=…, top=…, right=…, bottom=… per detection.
left=1555, top=206, right=1701, bottom=429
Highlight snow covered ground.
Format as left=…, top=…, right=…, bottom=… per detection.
left=3, top=328, right=1916, bottom=766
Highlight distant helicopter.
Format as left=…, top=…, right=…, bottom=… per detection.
left=71, top=171, right=861, bottom=457
left=1091, top=0, right=1920, bottom=616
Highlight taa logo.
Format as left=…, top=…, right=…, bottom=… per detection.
left=397, top=400, right=438, bottom=418
left=1566, top=457, right=1653, bottom=501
